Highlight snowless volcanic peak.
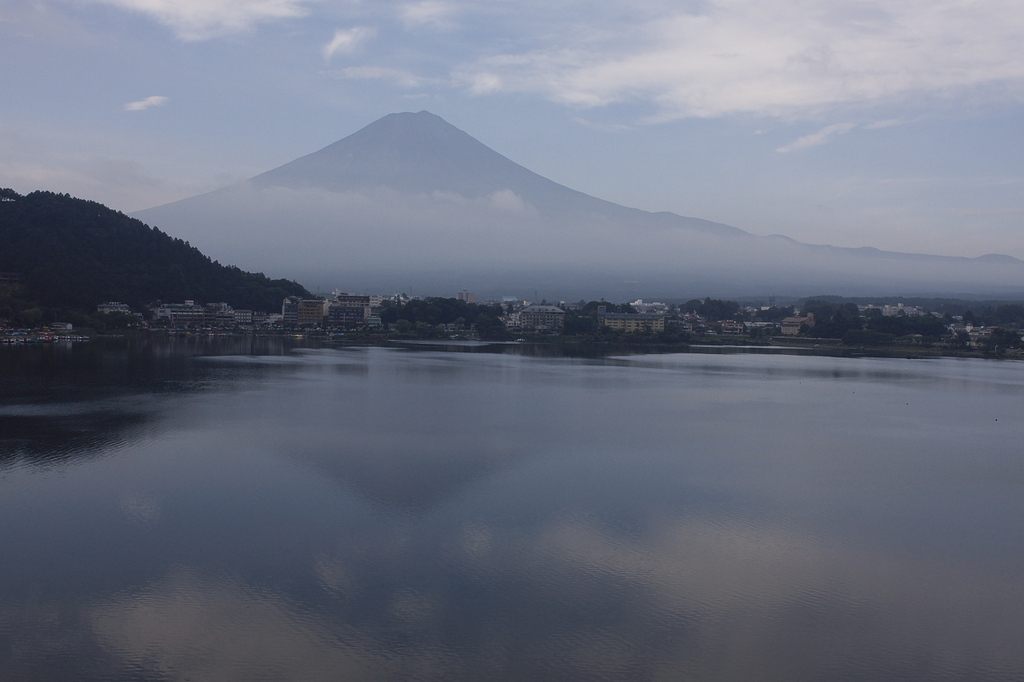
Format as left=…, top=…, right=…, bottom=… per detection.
left=252, top=110, right=551, bottom=197
left=244, top=110, right=742, bottom=224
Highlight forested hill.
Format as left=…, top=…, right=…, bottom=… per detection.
left=0, top=189, right=311, bottom=318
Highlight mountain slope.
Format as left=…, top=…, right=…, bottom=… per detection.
left=0, top=189, right=310, bottom=316
left=253, top=110, right=546, bottom=196
left=134, top=112, right=1024, bottom=298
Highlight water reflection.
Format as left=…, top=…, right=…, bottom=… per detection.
left=67, top=508, right=1024, bottom=681
left=1, top=340, right=1023, bottom=681
left=0, top=336, right=315, bottom=470
left=0, top=407, right=151, bottom=465
left=90, top=568, right=395, bottom=682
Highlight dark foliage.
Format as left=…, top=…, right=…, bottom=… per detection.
left=985, top=328, right=1023, bottom=351
left=798, top=295, right=1024, bottom=328
left=963, top=304, right=1024, bottom=328
left=864, top=314, right=946, bottom=338
left=842, top=330, right=895, bottom=346
left=0, top=189, right=310, bottom=321
left=803, top=300, right=862, bottom=338
left=681, top=298, right=739, bottom=321
left=753, top=305, right=795, bottom=322
left=995, top=304, right=1024, bottom=324
left=378, top=297, right=509, bottom=339
left=563, top=309, right=599, bottom=335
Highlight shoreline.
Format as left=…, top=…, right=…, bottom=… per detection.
left=3, top=327, right=1020, bottom=361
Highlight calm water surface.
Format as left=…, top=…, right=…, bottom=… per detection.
left=1, top=337, right=1023, bottom=681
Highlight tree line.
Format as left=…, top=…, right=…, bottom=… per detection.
left=378, top=298, right=509, bottom=339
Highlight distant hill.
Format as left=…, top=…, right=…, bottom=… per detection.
left=0, top=189, right=310, bottom=321
left=135, top=111, right=1024, bottom=299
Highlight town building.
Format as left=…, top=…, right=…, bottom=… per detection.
left=327, top=294, right=371, bottom=328
left=520, top=305, right=565, bottom=332
left=780, top=313, right=815, bottom=335
left=297, top=299, right=328, bottom=327
left=629, top=299, right=669, bottom=314
left=203, top=302, right=237, bottom=326
left=598, top=307, right=666, bottom=333
left=719, top=320, right=744, bottom=335
left=282, top=297, right=300, bottom=325
left=152, top=300, right=205, bottom=325
left=97, top=302, right=131, bottom=315
left=281, top=296, right=329, bottom=327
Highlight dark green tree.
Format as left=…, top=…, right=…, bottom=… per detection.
left=682, top=298, right=740, bottom=321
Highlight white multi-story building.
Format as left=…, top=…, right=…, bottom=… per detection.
left=97, top=302, right=131, bottom=314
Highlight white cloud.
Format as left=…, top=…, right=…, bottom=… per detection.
left=454, top=0, right=1024, bottom=121
left=322, top=26, right=375, bottom=61
left=399, top=1, right=459, bottom=29
left=465, top=71, right=503, bottom=95
left=71, top=0, right=316, bottom=40
left=124, top=95, right=168, bottom=111
left=488, top=189, right=530, bottom=212
left=776, top=122, right=856, bottom=153
left=864, top=118, right=907, bottom=130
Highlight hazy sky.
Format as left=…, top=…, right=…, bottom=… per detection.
left=2, top=0, right=1023, bottom=258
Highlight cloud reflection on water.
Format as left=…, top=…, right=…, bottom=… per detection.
left=3, top=343, right=1024, bottom=680
left=81, top=507, right=1024, bottom=681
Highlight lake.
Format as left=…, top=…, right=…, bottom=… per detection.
left=1, top=337, right=1023, bottom=681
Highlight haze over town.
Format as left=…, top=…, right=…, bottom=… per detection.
left=3, top=0, right=1024, bottom=275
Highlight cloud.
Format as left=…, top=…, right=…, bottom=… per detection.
left=488, top=188, right=530, bottom=212
left=453, top=0, right=1024, bottom=121
left=776, top=122, right=856, bottom=153
left=124, top=95, right=168, bottom=112
left=864, top=118, right=907, bottom=130
left=0, top=123, right=243, bottom=211
left=322, top=26, right=375, bottom=61
left=329, top=65, right=429, bottom=88
left=73, top=0, right=316, bottom=40
left=399, top=1, right=458, bottom=29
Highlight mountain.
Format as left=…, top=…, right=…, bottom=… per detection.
left=249, top=111, right=740, bottom=232
left=134, top=112, right=1024, bottom=299
left=0, top=189, right=311, bottom=321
